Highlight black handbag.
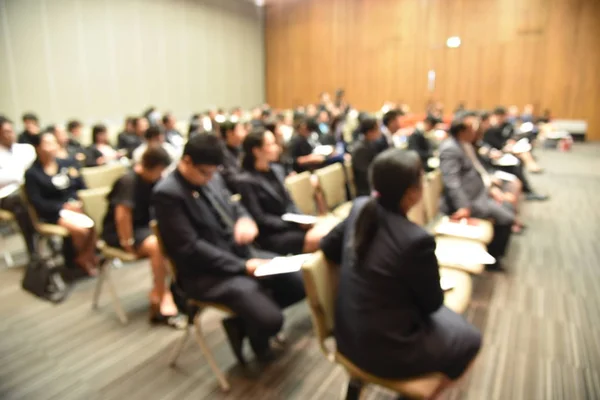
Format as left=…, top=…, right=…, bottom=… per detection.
left=22, top=256, right=70, bottom=304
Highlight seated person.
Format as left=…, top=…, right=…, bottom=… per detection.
left=288, top=118, right=343, bottom=173
left=351, top=118, right=384, bottom=196
left=0, top=116, right=37, bottom=257
left=237, top=128, right=331, bottom=255
left=484, top=107, right=543, bottom=173
left=102, top=147, right=183, bottom=327
left=66, top=120, right=88, bottom=160
left=118, top=116, right=146, bottom=159
left=132, top=126, right=180, bottom=164
left=25, top=131, right=98, bottom=275
left=162, top=113, right=184, bottom=149
left=321, top=149, right=481, bottom=397
left=18, top=113, right=40, bottom=146
left=380, top=109, right=401, bottom=151
left=48, top=124, right=85, bottom=165
left=408, top=116, right=436, bottom=171
left=152, top=134, right=305, bottom=363
left=440, top=121, right=516, bottom=268
left=87, top=124, right=122, bottom=167
left=219, top=121, right=247, bottom=194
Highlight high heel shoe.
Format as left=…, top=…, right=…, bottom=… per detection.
left=149, top=303, right=187, bottom=329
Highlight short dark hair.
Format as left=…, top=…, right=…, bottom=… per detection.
left=183, top=133, right=223, bottom=166
left=219, top=121, right=236, bottom=138
left=0, top=116, right=13, bottom=129
left=66, top=120, right=81, bottom=133
left=92, top=124, right=107, bottom=144
left=133, top=117, right=148, bottom=129
left=162, top=113, right=173, bottom=125
left=480, top=112, right=490, bottom=122
left=359, top=118, right=378, bottom=134
left=44, top=124, right=57, bottom=134
left=263, top=119, right=277, bottom=134
left=449, top=121, right=468, bottom=137
left=141, top=146, right=171, bottom=170
left=145, top=126, right=163, bottom=140
left=30, top=131, right=53, bottom=148
left=383, top=110, right=401, bottom=127
left=493, top=106, right=507, bottom=116
left=424, top=116, right=437, bottom=127
left=22, top=113, right=38, bottom=123
left=242, top=127, right=267, bottom=171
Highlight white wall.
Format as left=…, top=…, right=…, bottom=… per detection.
left=0, top=0, right=265, bottom=130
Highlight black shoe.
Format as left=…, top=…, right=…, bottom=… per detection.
left=526, top=193, right=549, bottom=201
left=249, top=334, right=274, bottom=363
left=222, top=317, right=247, bottom=365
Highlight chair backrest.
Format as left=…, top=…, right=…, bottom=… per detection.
left=284, top=171, right=316, bottom=215
left=344, top=159, right=356, bottom=199
left=423, top=170, right=442, bottom=223
left=78, top=187, right=111, bottom=236
left=315, top=163, right=347, bottom=210
left=301, top=251, right=340, bottom=358
left=81, top=163, right=127, bottom=190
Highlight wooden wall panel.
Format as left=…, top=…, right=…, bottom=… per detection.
left=265, top=0, right=600, bottom=140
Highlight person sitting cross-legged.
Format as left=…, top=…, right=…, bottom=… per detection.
left=102, top=147, right=184, bottom=328
left=152, top=134, right=305, bottom=363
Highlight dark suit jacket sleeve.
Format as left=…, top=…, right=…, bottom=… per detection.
left=483, top=128, right=504, bottom=150
left=212, top=173, right=252, bottom=222
left=320, top=218, right=347, bottom=265
left=352, top=145, right=372, bottom=197
left=439, top=145, right=470, bottom=210
left=406, top=236, right=444, bottom=314
left=153, top=190, right=247, bottom=275
left=408, top=132, right=432, bottom=164
left=24, top=168, right=64, bottom=217
left=237, top=178, right=294, bottom=232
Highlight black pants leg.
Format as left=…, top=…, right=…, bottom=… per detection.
left=0, top=192, right=36, bottom=256
left=500, top=163, right=532, bottom=194
left=485, top=201, right=514, bottom=259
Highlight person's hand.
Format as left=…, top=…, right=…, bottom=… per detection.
left=117, top=149, right=128, bottom=157
left=96, top=156, right=106, bottom=165
left=489, top=149, right=503, bottom=160
left=492, top=177, right=502, bottom=186
left=343, top=153, right=352, bottom=161
left=490, top=187, right=504, bottom=204
left=234, top=217, right=258, bottom=245
left=299, top=223, right=314, bottom=231
left=63, top=201, right=82, bottom=213
left=503, top=192, right=517, bottom=205
left=245, top=258, right=269, bottom=276
left=451, top=208, right=471, bottom=220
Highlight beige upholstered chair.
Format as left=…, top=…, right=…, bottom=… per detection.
left=315, top=163, right=352, bottom=218
left=424, top=170, right=494, bottom=245
left=80, top=163, right=127, bottom=190
left=344, top=160, right=356, bottom=199
left=78, top=187, right=136, bottom=324
left=284, top=171, right=317, bottom=215
left=150, top=221, right=233, bottom=392
left=302, top=252, right=472, bottom=399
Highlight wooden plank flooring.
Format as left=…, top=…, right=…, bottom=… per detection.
left=1, top=143, right=599, bottom=400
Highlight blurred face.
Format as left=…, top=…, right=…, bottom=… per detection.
left=0, top=122, right=16, bottom=148
left=148, top=133, right=165, bottom=146
left=53, top=126, right=69, bottom=147
left=135, top=118, right=149, bottom=135
left=253, top=131, right=281, bottom=163
left=460, top=122, right=477, bottom=143
left=125, top=119, right=135, bottom=132
left=306, top=104, right=317, bottom=117
left=508, top=106, right=518, bottom=117
left=401, top=172, right=424, bottom=213
left=524, top=104, right=533, bottom=114
left=226, top=123, right=247, bottom=147
left=38, top=133, right=59, bottom=160
left=96, top=131, right=108, bottom=144
left=179, top=156, right=218, bottom=186
left=318, top=111, right=329, bottom=123
left=70, top=125, right=82, bottom=138
left=164, top=115, right=176, bottom=129
left=24, top=118, right=39, bottom=133
left=464, top=116, right=480, bottom=134
left=320, top=93, right=331, bottom=103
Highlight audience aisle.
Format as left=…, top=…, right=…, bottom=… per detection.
left=0, top=144, right=599, bottom=400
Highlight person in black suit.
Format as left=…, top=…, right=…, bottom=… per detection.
left=237, top=128, right=332, bottom=255
left=152, top=134, right=305, bottom=364
left=320, top=149, right=481, bottom=396
left=118, top=116, right=146, bottom=158
left=351, top=118, right=383, bottom=196
left=218, top=120, right=247, bottom=194
left=408, top=116, right=436, bottom=171
left=17, top=113, right=40, bottom=146
left=162, top=113, right=184, bottom=149
left=288, top=118, right=326, bottom=173
left=25, top=131, right=98, bottom=275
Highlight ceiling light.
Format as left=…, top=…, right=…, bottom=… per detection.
left=446, top=36, right=461, bottom=48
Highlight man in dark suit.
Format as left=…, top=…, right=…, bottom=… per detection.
left=218, top=121, right=247, bottom=194
left=118, top=116, right=146, bottom=159
left=351, top=118, right=383, bottom=196
left=408, top=116, right=436, bottom=171
left=152, top=134, right=305, bottom=364
left=439, top=121, right=515, bottom=268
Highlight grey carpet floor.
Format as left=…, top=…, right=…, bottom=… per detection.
left=0, top=143, right=599, bottom=400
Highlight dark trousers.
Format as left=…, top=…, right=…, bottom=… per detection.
left=473, top=199, right=514, bottom=259
left=0, top=192, right=36, bottom=256
left=499, top=163, right=532, bottom=194
left=187, top=271, right=305, bottom=348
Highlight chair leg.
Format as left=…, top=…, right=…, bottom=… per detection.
left=192, top=312, right=230, bottom=392
left=92, top=262, right=107, bottom=309
left=345, top=378, right=364, bottom=400
left=168, top=326, right=190, bottom=367
left=104, top=261, right=128, bottom=324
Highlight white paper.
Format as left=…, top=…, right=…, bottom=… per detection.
left=435, top=217, right=484, bottom=240
left=313, top=145, right=334, bottom=157
left=440, top=276, right=456, bottom=291
left=282, top=213, right=318, bottom=225
left=493, top=153, right=519, bottom=166
left=59, top=209, right=94, bottom=228
left=427, top=157, right=440, bottom=169
left=0, top=183, right=19, bottom=200
left=493, top=170, right=517, bottom=182
left=435, top=240, right=496, bottom=265
left=254, top=254, right=313, bottom=277
left=512, top=138, right=532, bottom=154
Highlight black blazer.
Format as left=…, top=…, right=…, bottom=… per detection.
left=236, top=164, right=301, bottom=237
left=320, top=197, right=444, bottom=378
left=351, top=139, right=380, bottom=196
left=483, top=122, right=514, bottom=150
left=220, top=144, right=243, bottom=194
left=407, top=129, right=434, bottom=171
left=152, top=170, right=254, bottom=292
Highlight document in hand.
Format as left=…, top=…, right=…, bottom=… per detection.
left=254, top=254, right=313, bottom=277
left=313, top=145, right=334, bottom=157
left=512, top=138, right=532, bottom=154
left=59, top=209, right=94, bottom=228
left=435, top=239, right=496, bottom=266
left=493, top=153, right=520, bottom=166
left=435, top=216, right=484, bottom=240
left=281, top=213, right=318, bottom=225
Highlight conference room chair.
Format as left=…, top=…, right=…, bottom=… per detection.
left=343, top=159, right=356, bottom=199
left=81, top=163, right=128, bottom=190
left=78, top=187, right=135, bottom=325
left=0, top=210, right=17, bottom=267
left=301, top=251, right=472, bottom=400
left=284, top=171, right=318, bottom=215
left=150, top=221, right=233, bottom=392
left=424, top=170, right=494, bottom=245
left=315, top=163, right=353, bottom=218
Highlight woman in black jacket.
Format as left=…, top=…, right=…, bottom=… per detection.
left=236, top=128, right=331, bottom=255
left=320, top=148, right=481, bottom=397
